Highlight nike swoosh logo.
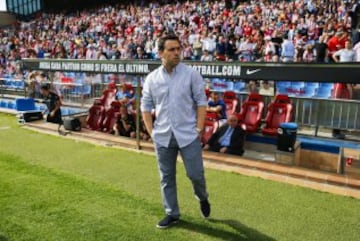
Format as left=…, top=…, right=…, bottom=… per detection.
left=246, top=69, right=261, bottom=75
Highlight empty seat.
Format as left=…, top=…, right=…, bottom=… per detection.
left=238, top=101, right=264, bottom=133
left=246, top=93, right=263, bottom=102
left=301, top=86, right=317, bottom=97
left=262, top=95, right=293, bottom=136
left=15, top=98, right=36, bottom=112
left=0, top=100, right=8, bottom=108
left=291, top=81, right=305, bottom=88
left=86, top=104, right=105, bottom=130
left=305, top=82, right=319, bottom=89
left=223, top=91, right=237, bottom=100
left=223, top=91, right=239, bottom=116
left=314, top=86, right=333, bottom=98
left=223, top=98, right=238, bottom=117
left=102, top=101, right=121, bottom=133
left=233, top=81, right=246, bottom=92
left=7, top=101, right=16, bottom=109
left=237, top=93, right=264, bottom=133
left=276, top=81, right=291, bottom=88
left=101, top=88, right=117, bottom=111
left=274, top=94, right=291, bottom=104
left=319, top=82, right=334, bottom=88
left=276, top=86, right=289, bottom=95
left=61, top=108, right=69, bottom=116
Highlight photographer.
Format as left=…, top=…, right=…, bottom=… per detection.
left=40, top=83, right=63, bottom=125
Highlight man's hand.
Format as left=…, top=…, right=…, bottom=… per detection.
left=50, top=111, right=55, bottom=117
left=203, top=144, right=210, bottom=150
left=219, top=147, right=227, bottom=153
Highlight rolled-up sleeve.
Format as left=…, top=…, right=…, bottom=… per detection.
left=191, top=70, right=207, bottom=107
left=141, top=74, right=154, bottom=112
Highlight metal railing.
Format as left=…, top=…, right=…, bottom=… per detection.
left=236, top=94, right=360, bottom=134
left=1, top=75, right=360, bottom=136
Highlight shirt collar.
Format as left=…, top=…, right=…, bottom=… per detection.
left=160, top=63, right=180, bottom=75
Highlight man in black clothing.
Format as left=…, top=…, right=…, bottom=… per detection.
left=113, top=105, right=136, bottom=138
left=40, top=83, right=63, bottom=124
left=314, top=35, right=328, bottom=62
left=203, top=114, right=246, bottom=156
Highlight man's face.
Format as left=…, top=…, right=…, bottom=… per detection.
left=159, top=40, right=181, bottom=68
left=210, top=92, right=219, bottom=102
left=40, top=88, right=49, bottom=96
left=228, top=116, right=238, bottom=128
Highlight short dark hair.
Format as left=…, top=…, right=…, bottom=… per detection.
left=40, top=83, right=50, bottom=91
left=158, top=34, right=180, bottom=52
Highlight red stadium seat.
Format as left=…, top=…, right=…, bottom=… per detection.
left=87, top=104, right=105, bottom=131
left=223, top=90, right=237, bottom=100
left=262, top=95, right=293, bottom=136
left=224, top=98, right=239, bottom=117
left=205, top=88, right=211, bottom=100
left=102, top=101, right=121, bottom=133
left=238, top=101, right=264, bottom=133
left=237, top=93, right=264, bottom=133
left=274, top=94, right=291, bottom=104
left=93, top=82, right=117, bottom=110
left=246, top=93, right=263, bottom=102
left=223, top=91, right=239, bottom=116
left=101, top=88, right=117, bottom=111
left=201, top=119, right=219, bottom=146
left=206, top=112, right=219, bottom=121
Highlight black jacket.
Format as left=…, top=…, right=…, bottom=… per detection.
left=207, top=124, right=246, bottom=156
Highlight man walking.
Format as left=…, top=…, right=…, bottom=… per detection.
left=141, top=34, right=210, bottom=229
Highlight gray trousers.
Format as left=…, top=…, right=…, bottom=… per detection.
left=154, top=133, right=208, bottom=218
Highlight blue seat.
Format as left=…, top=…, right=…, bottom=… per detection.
left=0, top=100, right=7, bottom=108
left=3, top=79, right=11, bottom=88
left=7, top=101, right=16, bottom=109
left=234, top=81, right=246, bottom=92
left=301, top=86, right=317, bottom=97
left=68, top=108, right=77, bottom=115
left=15, top=81, right=25, bottom=89
left=225, top=81, right=234, bottom=91
left=305, top=82, right=319, bottom=89
left=286, top=86, right=303, bottom=96
left=314, top=87, right=333, bottom=98
left=319, top=83, right=334, bottom=89
left=70, top=86, right=81, bottom=95
left=61, top=108, right=69, bottom=116
left=276, top=86, right=289, bottom=94
left=291, top=81, right=305, bottom=88
left=15, top=98, right=36, bottom=111
left=83, top=85, right=92, bottom=95
left=39, top=105, right=47, bottom=111
left=7, top=80, right=17, bottom=89
left=276, top=81, right=291, bottom=88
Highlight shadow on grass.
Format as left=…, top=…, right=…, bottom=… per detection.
left=0, top=235, right=9, bottom=241
left=177, top=218, right=275, bottom=241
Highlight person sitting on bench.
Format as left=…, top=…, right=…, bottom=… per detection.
left=203, top=114, right=246, bottom=156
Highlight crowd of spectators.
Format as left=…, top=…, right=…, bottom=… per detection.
left=0, top=0, right=359, bottom=141
left=0, top=0, right=360, bottom=104
left=0, top=0, right=359, bottom=75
